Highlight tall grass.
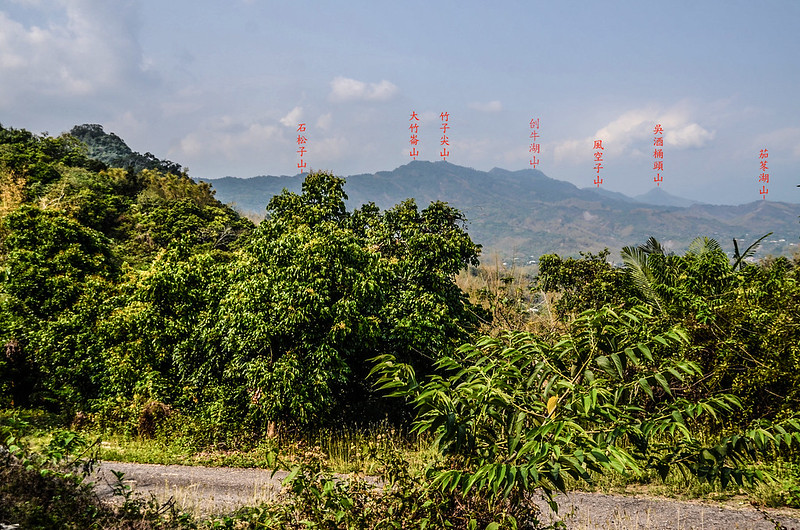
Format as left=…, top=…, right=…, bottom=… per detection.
left=456, top=258, right=560, bottom=334
left=299, top=421, right=438, bottom=474
left=93, top=418, right=436, bottom=476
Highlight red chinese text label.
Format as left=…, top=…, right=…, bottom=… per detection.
left=297, top=123, right=307, bottom=173
left=409, top=111, right=420, bottom=159
left=593, top=139, right=604, bottom=187
left=529, top=118, right=540, bottom=168
left=653, top=124, right=663, bottom=186
left=440, top=112, right=450, bottom=160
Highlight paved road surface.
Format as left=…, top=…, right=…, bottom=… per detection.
left=92, top=461, right=800, bottom=529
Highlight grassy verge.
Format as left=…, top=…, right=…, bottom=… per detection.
left=88, top=430, right=800, bottom=511
left=93, top=426, right=800, bottom=511
left=5, top=407, right=800, bottom=510
left=93, top=422, right=439, bottom=475
left=3, top=409, right=800, bottom=529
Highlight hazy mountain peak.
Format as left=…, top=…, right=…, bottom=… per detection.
left=634, top=187, right=700, bottom=208
left=199, top=160, right=799, bottom=260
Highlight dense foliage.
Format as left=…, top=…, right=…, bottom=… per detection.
left=537, top=249, right=637, bottom=319
left=0, top=124, right=482, bottom=432
left=2, top=123, right=799, bottom=527
left=538, top=238, right=800, bottom=424
left=371, top=304, right=800, bottom=527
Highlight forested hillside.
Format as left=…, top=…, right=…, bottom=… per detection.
left=2, top=123, right=800, bottom=528
left=0, top=123, right=482, bottom=429
left=69, top=124, right=186, bottom=176
left=203, top=161, right=800, bottom=260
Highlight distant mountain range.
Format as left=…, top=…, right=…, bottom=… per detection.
left=583, top=186, right=699, bottom=208
left=203, top=161, right=800, bottom=262
left=70, top=125, right=799, bottom=262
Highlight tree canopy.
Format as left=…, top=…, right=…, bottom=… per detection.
left=0, top=123, right=485, bottom=430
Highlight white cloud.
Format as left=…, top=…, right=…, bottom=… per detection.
left=279, top=106, right=304, bottom=127
left=175, top=118, right=282, bottom=160
left=329, top=76, right=398, bottom=102
left=554, top=105, right=715, bottom=163
left=593, top=108, right=653, bottom=151
left=664, top=122, right=715, bottom=149
left=0, top=1, right=152, bottom=107
left=468, top=100, right=502, bottom=112
left=316, top=113, right=333, bottom=131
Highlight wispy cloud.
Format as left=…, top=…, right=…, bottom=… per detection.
left=279, top=106, right=303, bottom=127
left=316, top=113, right=333, bottom=131
left=0, top=1, right=153, bottom=104
left=313, top=135, right=349, bottom=162
left=554, top=105, right=715, bottom=163
left=468, top=100, right=503, bottom=112
left=329, top=76, right=398, bottom=102
left=176, top=118, right=282, bottom=160
left=753, top=127, right=800, bottom=158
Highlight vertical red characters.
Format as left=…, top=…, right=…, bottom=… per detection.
left=759, top=148, right=769, bottom=199
left=529, top=118, right=540, bottom=168
left=297, top=123, right=308, bottom=174
left=593, top=139, right=604, bottom=187
left=409, top=111, right=420, bottom=159
left=653, top=124, right=664, bottom=186
left=440, top=112, right=450, bottom=160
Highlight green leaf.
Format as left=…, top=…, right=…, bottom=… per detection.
left=637, top=378, right=654, bottom=399
left=624, top=347, right=639, bottom=363
left=637, top=343, right=653, bottom=362
left=610, top=352, right=624, bottom=378
left=653, top=372, right=672, bottom=396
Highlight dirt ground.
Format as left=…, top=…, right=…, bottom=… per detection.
left=92, top=461, right=800, bottom=529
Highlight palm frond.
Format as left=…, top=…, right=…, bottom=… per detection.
left=687, top=236, right=721, bottom=258
left=638, top=236, right=666, bottom=256
left=732, top=232, right=772, bottom=271
left=621, top=246, right=663, bottom=312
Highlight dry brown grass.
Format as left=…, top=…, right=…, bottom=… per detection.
left=457, top=257, right=563, bottom=335
left=0, top=168, right=25, bottom=219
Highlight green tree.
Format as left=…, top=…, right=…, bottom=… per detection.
left=213, top=171, right=483, bottom=427
left=537, top=249, right=638, bottom=318
left=373, top=305, right=800, bottom=525
left=0, top=205, right=117, bottom=408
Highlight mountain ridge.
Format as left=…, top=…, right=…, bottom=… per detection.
left=67, top=126, right=798, bottom=261
left=202, top=160, right=800, bottom=260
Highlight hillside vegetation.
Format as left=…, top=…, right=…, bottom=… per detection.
left=0, top=123, right=482, bottom=429
left=1, top=123, right=800, bottom=528
left=200, top=160, right=800, bottom=260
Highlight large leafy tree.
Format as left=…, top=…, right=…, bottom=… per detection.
left=213, top=171, right=483, bottom=426
left=0, top=205, right=118, bottom=408
left=90, top=171, right=483, bottom=431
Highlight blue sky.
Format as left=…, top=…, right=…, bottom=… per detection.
left=2, top=0, right=799, bottom=205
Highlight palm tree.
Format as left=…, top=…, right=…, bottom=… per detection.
left=620, top=236, right=672, bottom=312
left=621, top=233, right=771, bottom=311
